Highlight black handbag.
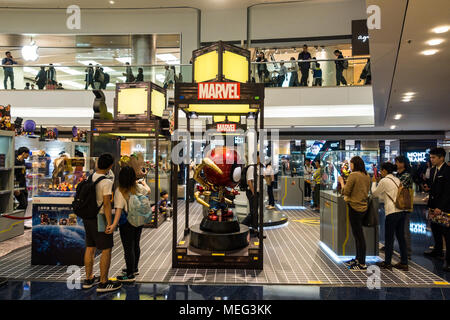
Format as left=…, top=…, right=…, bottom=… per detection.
left=362, top=195, right=378, bottom=227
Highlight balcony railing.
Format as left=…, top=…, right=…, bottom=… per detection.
left=0, top=57, right=370, bottom=90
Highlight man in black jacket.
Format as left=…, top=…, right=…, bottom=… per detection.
left=333, top=49, right=347, bottom=86
left=424, top=147, right=450, bottom=272
left=297, top=44, right=311, bottom=86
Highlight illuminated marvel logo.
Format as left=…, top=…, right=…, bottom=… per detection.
left=216, top=123, right=237, bottom=132
left=198, top=82, right=240, bottom=100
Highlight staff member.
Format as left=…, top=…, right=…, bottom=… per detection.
left=14, top=147, right=30, bottom=210
left=423, top=148, right=450, bottom=272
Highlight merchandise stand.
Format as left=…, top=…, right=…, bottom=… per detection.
left=171, top=41, right=265, bottom=269
left=90, top=82, right=170, bottom=228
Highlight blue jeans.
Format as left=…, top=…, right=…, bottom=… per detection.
left=385, top=211, right=408, bottom=265
left=3, top=69, right=14, bottom=89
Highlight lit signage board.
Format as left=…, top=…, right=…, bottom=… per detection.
left=410, top=222, right=427, bottom=235
left=352, top=20, right=370, bottom=55
left=407, top=151, right=428, bottom=163
left=198, top=82, right=240, bottom=100
left=234, top=136, right=244, bottom=144
left=216, top=123, right=237, bottom=132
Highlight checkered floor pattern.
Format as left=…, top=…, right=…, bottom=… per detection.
left=0, top=202, right=448, bottom=287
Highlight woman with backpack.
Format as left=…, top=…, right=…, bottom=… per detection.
left=372, top=162, right=409, bottom=271
left=108, top=166, right=151, bottom=282
left=338, top=156, right=371, bottom=270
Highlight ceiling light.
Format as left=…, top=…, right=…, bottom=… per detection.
left=421, top=49, right=438, bottom=55
left=390, top=125, right=396, bottom=130
left=426, top=39, right=444, bottom=46
left=402, top=98, right=411, bottom=102
left=109, top=1, right=115, bottom=4
left=21, top=41, right=39, bottom=61
left=432, top=25, right=449, bottom=34
left=394, top=114, right=402, bottom=120
left=404, top=92, right=415, bottom=96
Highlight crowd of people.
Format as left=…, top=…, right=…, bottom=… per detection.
left=253, top=45, right=371, bottom=87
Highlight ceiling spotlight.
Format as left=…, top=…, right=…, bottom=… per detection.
left=109, top=0, right=115, bottom=4
left=394, top=114, right=402, bottom=120
left=390, top=125, right=396, bottom=130
left=426, top=39, right=444, bottom=46
left=421, top=49, right=438, bottom=55
left=432, top=25, right=449, bottom=34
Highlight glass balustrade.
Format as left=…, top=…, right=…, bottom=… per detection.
left=0, top=57, right=370, bottom=90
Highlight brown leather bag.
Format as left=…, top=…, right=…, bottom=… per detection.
left=387, top=177, right=412, bottom=211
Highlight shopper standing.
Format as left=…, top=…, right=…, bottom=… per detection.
left=14, top=147, right=30, bottom=210
left=46, top=64, right=57, bottom=88
left=312, top=159, right=322, bottom=211
left=359, top=58, right=371, bottom=85
left=123, top=62, right=135, bottom=83
left=256, top=52, right=268, bottom=83
left=82, top=153, right=122, bottom=293
left=297, top=44, right=311, bottom=86
left=2, top=51, right=18, bottom=90
left=289, top=57, right=299, bottom=87
left=84, top=63, right=94, bottom=90
left=371, top=162, right=408, bottom=271
left=304, top=159, right=314, bottom=201
left=277, top=61, right=287, bottom=87
left=35, top=66, right=47, bottom=90
left=423, top=148, right=450, bottom=272
left=338, top=156, right=371, bottom=270
left=312, top=62, right=323, bottom=86
left=163, top=65, right=175, bottom=89
left=242, top=153, right=261, bottom=234
left=188, top=160, right=196, bottom=203
left=333, top=50, right=347, bottom=86
left=264, top=161, right=275, bottom=210
left=108, top=166, right=151, bottom=282
left=136, top=68, right=144, bottom=82
left=395, top=155, right=414, bottom=259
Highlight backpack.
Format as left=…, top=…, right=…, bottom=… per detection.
left=343, top=60, right=349, bottom=69
left=103, top=73, right=110, bottom=85
left=239, top=164, right=255, bottom=191
left=72, top=175, right=107, bottom=220
left=127, top=194, right=152, bottom=227
left=386, top=177, right=413, bottom=211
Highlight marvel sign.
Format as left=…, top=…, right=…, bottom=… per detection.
left=198, top=82, right=240, bottom=100
left=216, top=123, right=237, bottom=132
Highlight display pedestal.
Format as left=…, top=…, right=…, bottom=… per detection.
left=190, top=219, right=249, bottom=252
left=263, top=210, right=288, bottom=227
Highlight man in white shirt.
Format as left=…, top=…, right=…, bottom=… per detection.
left=242, top=153, right=261, bottom=233
left=82, top=153, right=122, bottom=293
left=372, top=162, right=408, bottom=271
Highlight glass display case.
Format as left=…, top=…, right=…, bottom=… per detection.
left=278, top=151, right=304, bottom=177
left=318, top=150, right=379, bottom=192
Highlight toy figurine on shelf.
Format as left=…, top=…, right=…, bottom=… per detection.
left=193, top=147, right=243, bottom=222
left=340, top=160, right=350, bottom=182
left=0, top=105, right=13, bottom=131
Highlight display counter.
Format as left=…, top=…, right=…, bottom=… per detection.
left=32, top=193, right=85, bottom=266
left=320, top=190, right=379, bottom=256
left=278, top=176, right=304, bottom=207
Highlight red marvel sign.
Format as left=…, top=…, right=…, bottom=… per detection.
left=216, top=123, right=237, bottom=132
left=198, top=82, right=240, bottom=100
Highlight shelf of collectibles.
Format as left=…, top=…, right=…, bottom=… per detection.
left=318, top=150, right=379, bottom=257
left=31, top=155, right=93, bottom=266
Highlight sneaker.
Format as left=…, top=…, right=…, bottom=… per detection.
left=348, top=262, right=367, bottom=271
left=375, top=261, right=393, bottom=270
left=393, top=263, right=409, bottom=271
left=267, top=205, right=275, bottom=210
left=343, top=258, right=357, bottom=267
left=82, top=276, right=100, bottom=289
left=96, top=280, right=122, bottom=293
left=122, top=269, right=139, bottom=276
left=117, top=274, right=136, bottom=283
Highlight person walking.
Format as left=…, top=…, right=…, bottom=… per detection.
left=312, top=159, right=322, bottom=211
left=395, top=155, right=414, bottom=259
left=423, top=148, right=450, bottom=272
left=297, top=44, right=312, bottom=86
left=2, top=51, right=18, bottom=89
left=255, top=52, right=268, bottom=83
left=333, top=50, right=347, bottom=86
left=338, top=156, right=371, bottom=270
left=304, top=158, right=314, bottom=201
left=371, top=162, right=409, bottom=271
left=35, top=66, right=47, bottom=90
left=264, top=160, right=275, bottom=210
left=84, top=63, right=95, bottom=90
left=108, top=166, right=151, bottom=282
left=82, top=153, right=122, bottom=293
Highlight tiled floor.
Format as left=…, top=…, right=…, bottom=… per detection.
left=0, top=202, right=448, bottom=287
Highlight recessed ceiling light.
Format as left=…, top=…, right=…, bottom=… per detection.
left=432, top=25, right=449, bottom=34
left=404, top=92, right=415, bottom=96
left=421, top=49, right=438, bottom=55
left=390, top=125, right=396, bottom=130
left=109, top=1, right=115, bottom=4
left=394, top=114, right=402, bottom=120
left=402, top=98, right=411, bottom=102
left=426, top=39, right=444, bottom=46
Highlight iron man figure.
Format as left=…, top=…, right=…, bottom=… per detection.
left=193, top=147, right=243, bottom=222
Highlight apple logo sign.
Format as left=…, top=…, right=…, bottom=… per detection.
left=22, top=41, right=39, bottom=61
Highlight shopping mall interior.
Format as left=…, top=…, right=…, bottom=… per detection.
left=0, top=0, right=449, bottom=308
